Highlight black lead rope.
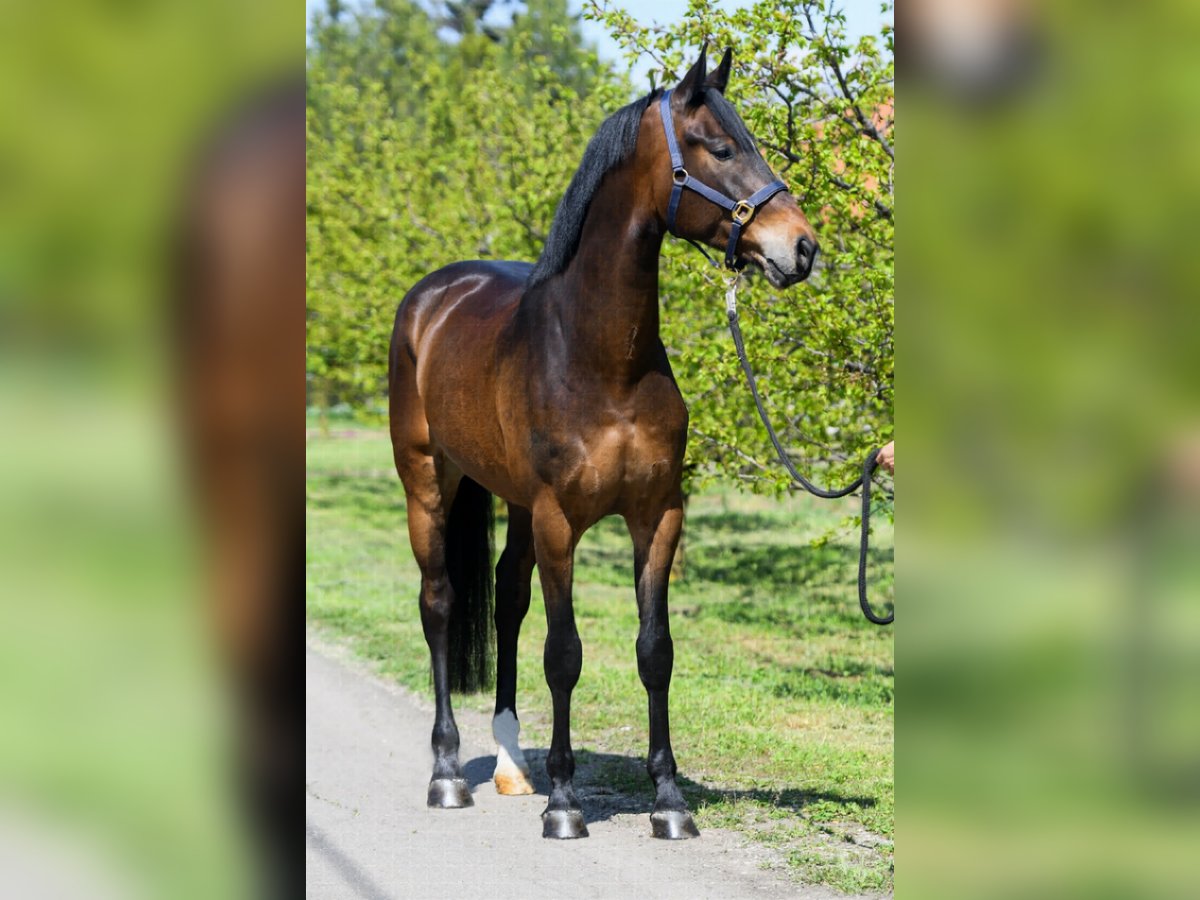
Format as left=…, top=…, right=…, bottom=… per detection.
left=724, top=276, right=893, bottom=625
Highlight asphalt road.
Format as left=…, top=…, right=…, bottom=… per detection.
left=305, top=636, right=874, bottom=900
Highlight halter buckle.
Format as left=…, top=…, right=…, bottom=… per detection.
left=672, top=167, right=688, bottom=185
left=731, top=200, right=755, bottom=225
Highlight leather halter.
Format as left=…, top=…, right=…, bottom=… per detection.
left=659, top=89, right=789, bottom=269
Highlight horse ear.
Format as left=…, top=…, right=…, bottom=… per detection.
left=676, top=42, right=708, bottom=106
left=706, top=48, right=732, bottom=94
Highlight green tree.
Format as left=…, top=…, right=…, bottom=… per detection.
left=504, top=0, right=601, bottom=97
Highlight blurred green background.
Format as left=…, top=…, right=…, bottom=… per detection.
left=0, top=1, right=293, bottom=897
left=904, top=0, right=1200, bottom=896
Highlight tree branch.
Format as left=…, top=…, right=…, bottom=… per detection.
left=829, top=57, right=894, bottom=160
left=801, top=1, right=894, bottom=160
left=690, top=427, right=772, bottom=474
left=759, top=140, right=893, bottom=221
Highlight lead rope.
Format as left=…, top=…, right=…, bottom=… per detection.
left=724, top=274, right=893, bottom=625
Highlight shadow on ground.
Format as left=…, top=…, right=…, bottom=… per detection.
left=460, top=748, right=875, bottom=828
left=574, top=514, right=893, bottom=609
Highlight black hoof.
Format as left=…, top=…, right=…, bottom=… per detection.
left=650, top=809, right=700, bottom=840
left=542, top=808, right=589, bottom=839
left=427, top=778, right=473, bottom=809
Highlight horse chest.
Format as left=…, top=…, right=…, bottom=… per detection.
left=531, top=410, right=682, bottom=513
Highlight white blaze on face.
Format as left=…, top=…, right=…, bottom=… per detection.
left=492, top=709, right=534, bottom=795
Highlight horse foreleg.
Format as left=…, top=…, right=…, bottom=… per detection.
left=628, top=498, right=699, bottom=839
left=532, top=499, right=587, bottom=838
left=492, top=503, right=535, bottom=795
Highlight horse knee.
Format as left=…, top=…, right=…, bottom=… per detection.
left=636, top=627, right=673, bottom=692
left=543, top=628, right=582, bottom=691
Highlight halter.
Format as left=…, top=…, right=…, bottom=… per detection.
left=659, top=89, right=789, bottom=269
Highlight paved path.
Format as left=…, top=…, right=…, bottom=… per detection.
left=305, top=637, right=868, bottom=900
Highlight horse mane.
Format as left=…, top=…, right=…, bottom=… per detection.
left=527, top=90, right=659, bottom=288
left=527, top=87, right=772, bottom=288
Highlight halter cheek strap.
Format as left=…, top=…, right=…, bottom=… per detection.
left=659, top=90, right=789, bottom=269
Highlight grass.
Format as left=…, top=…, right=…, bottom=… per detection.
left=306, top=430, right=894, bottom=894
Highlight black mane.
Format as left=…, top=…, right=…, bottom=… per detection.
left=527, top=91, right=659, bottom=288
left=527, top=87, right=768, bottom=287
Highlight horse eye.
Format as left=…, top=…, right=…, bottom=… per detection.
left=711, top=146, right=734, bottom=161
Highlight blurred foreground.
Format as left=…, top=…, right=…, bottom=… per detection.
left=904, top=0, right=1200, bottom=897
left=0, top=2, right=295, bottom=898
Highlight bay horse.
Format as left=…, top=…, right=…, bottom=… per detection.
left=388, top=47, right=819, bottom=840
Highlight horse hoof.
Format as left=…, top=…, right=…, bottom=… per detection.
left=650, top=809, right=700, bottom=840
left=542, top=808, right=589, bottom=839
left=494, top=770, right=535, bottom=796
left=427, top=778, right=473, bottom=809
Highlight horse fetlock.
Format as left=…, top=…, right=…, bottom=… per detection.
left=492, top=709, right=534, bottom=795
left=431, top=720, right=460, bottom=753
left=545, top=748, right=576, bottom=783
left=646, top=747, right=678, bottom=783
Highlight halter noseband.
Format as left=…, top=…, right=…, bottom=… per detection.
left=659, top=89, right=789, bottom=269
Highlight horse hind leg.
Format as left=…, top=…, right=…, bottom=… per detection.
left=492, top=503, right=535, bottom=796
left=397, top=453, right=490, bottom=810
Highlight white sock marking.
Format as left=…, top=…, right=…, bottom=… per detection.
left=492, top=709, right=529, bottom=778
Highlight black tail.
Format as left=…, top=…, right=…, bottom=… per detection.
left=444, top=477, right=495, bottom=693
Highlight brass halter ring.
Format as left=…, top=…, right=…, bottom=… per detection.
left=731, top=200, right=755, bottom=225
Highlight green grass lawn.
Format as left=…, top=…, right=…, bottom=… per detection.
left=306, top=430, right=894, bottom=893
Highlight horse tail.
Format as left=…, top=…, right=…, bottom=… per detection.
left=444, top=476, right=496, bottom=693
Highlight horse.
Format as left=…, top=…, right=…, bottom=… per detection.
left=388, top=46, right=819, bottom=840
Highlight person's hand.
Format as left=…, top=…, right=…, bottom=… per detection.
left=876, top=441, right=894, bottom=475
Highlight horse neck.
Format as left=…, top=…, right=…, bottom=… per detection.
left=546, top=164, right=665, bottom=376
